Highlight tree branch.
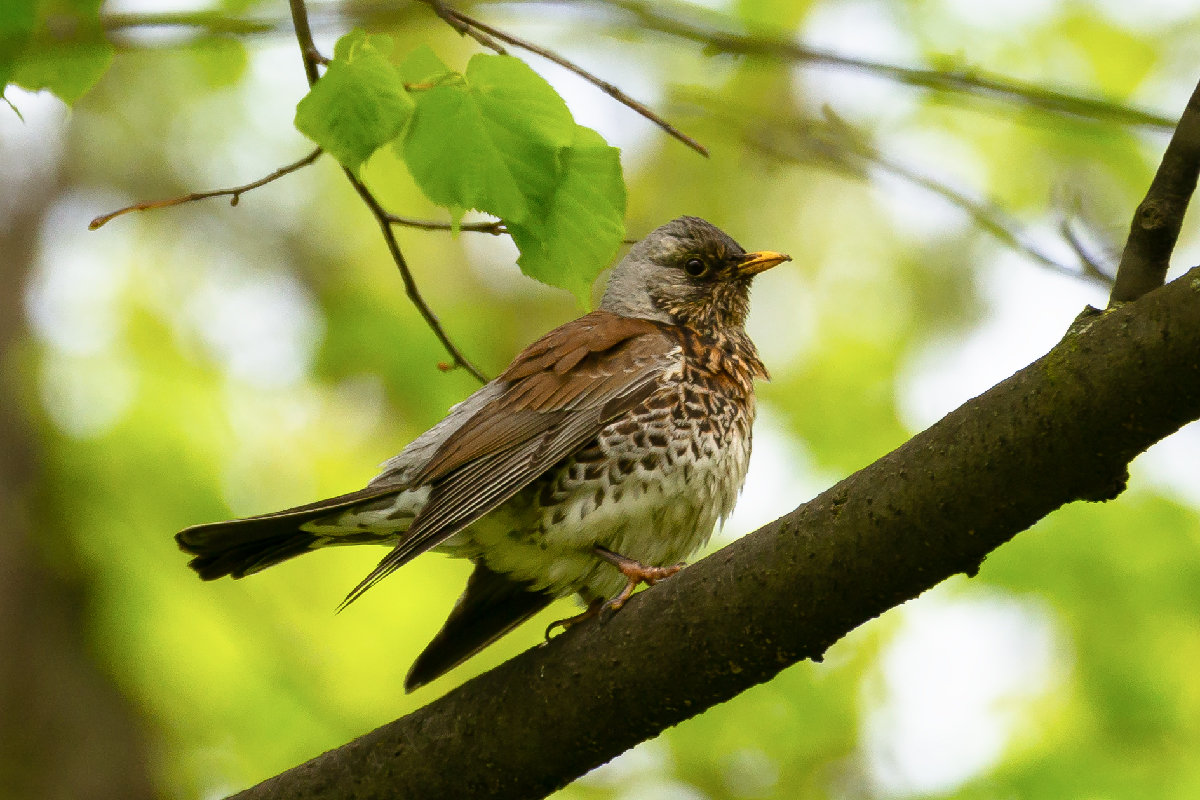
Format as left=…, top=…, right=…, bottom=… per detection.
left=88, top=148, right=323, bottom=230
left=96, top=4, right=1176, bottom=132
left=1108, top=76, right=1200, bottom=304
left=594, top=0, right=1177, bottom=130
left=420, top=0, right=508, bottom=54
left=730, top=106, right=1112, bottom=286
left=382, top=213, right=507, bottom=235
left=215, top=32, right=1200, bottom=800
left=287, top=0, right=489, bottom=383
left=343, top=169, right=490, bottom=382
left=226, top=265, right=1200, bottom=800
left=440, top=4, right=709, bottom=156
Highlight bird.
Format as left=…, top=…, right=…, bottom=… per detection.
left=176, top=216, right=790, bottom=692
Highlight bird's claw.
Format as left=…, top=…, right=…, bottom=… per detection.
left=544, top=550, right=686, bottom=639
left=545, top=598, right=603, bottom=641
left=594, top=545, right=685, bottom=612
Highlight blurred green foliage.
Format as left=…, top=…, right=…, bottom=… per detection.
left=4, top=1, right=1200, bottom=799
left=1, top=0, right=113, bottom=103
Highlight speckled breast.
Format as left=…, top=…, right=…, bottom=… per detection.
left=453, top=328, right=764, bottom=602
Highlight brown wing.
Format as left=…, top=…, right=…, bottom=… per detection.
left=340, top=311, right=678, bottom=607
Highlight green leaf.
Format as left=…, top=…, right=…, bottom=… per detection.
left=400, top=53, right=574, bottom=224
left=0, top=0, right=36, bottom=90
left=397, top=44, right=452, bottom=85
left=12, top=42, right=112, bottom=104
left=464, top=54, right=575, bottom=151
left=508, top=125, right=626, bottom=303
left=5, top=0, right=113, bottom=105
left=294, top=29, right=414, bottom=171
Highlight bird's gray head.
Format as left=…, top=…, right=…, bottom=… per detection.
left=600, top=216, right=790, bottom=329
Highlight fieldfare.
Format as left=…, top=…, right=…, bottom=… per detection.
left=177, top=216, right=790, bottom=691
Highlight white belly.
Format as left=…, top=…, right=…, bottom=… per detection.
left=442, top=411, right=754, bottom=602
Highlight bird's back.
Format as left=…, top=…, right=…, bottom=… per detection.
left=442, top=322, right=765, bottom=602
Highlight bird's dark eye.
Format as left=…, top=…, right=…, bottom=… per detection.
left=684, top=258, right=707, bottom=277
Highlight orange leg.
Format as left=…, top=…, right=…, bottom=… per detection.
left=593, top=545, right=685, bottom=612
left=544, top=546, right=686, bottom=639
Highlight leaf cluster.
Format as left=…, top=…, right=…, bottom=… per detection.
left=294, top=32, right=627, bottom=302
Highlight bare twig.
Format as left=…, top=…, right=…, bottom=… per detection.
left=384, top=214, right=508, bottom=235
left=443, top=5, right=709, bottom=157
left=88, top=148, right=323, bottom=230
left=727, top=100, right=1111, bottom=287
left=102, top=9, right=276, bottom=37
left=346, top=173, right=490, bottom=383
left=862, top=145, right=1112, bottom=287
left=98, top=3, right=1176, bottom=131
left=383, top=213, right=639, bottom=243
left=1108, top=76, right=1200, bottom=305
left=420, top=0, right=507, bottom=54
left=1060, top=217, right=1116, bottom=286
left=596, top=0, right=1177, bottom=131
left=288, top=0, right=322, bottom=85
left=287, top=0, right=489, bottom=383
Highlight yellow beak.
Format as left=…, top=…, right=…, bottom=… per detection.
left=738, top=250, right=792, bottom=276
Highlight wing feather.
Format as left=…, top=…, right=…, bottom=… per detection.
left=340, top=311, right=678, bottom=606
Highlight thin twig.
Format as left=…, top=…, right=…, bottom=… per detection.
left=288, top=0, right=322, bottom=85
left=420, top=0, right=507, bottom=54
left=596, top=0, right=1177, bottom=131
left=102, top=9, right=276, bottom=36
left=346, top=173, right=490, bottom=382
left=382, top=213, right=638, bottom=245
left=865, top=146, right=1112, bottom=287
left=287, top=0, right=489, bottom=383
left=98, top=3, right=1177, bottom=131
left=88, top=148, right=323, bottom=230
left=444, top=5, right=709, bottom=157
left=384, top=214, right=508, bottom=235
left=1060, top=218, right=1115, bottom=286
left=736, top=105, right=1110, bottom=286
left=1108, top=76, right=1200, bottom=305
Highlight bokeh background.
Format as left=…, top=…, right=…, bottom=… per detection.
left=4, top=0, right=1200, bottom=798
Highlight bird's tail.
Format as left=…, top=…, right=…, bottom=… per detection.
left=176, top=486, right=405, bottom=580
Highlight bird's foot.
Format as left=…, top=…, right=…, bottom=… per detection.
left=545, top=598, right=603, bottom=640
left=593, top=545, right=685, bottom=613
left=543, top=548, right=686, bottom=640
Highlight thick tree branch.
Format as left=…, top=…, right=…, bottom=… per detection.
left=225, top=267, right=1200, bottom=799
left=1109, top=76, right=1200, bottom=304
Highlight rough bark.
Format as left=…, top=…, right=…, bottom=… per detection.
left=227, top=267, right=1200, bottom=800
left=1109, top=77, right=1200, bottom=303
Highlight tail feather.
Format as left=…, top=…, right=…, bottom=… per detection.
left=176, top=486, right=403, bottom=580
left=405, top=562, right=554, bottom=692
